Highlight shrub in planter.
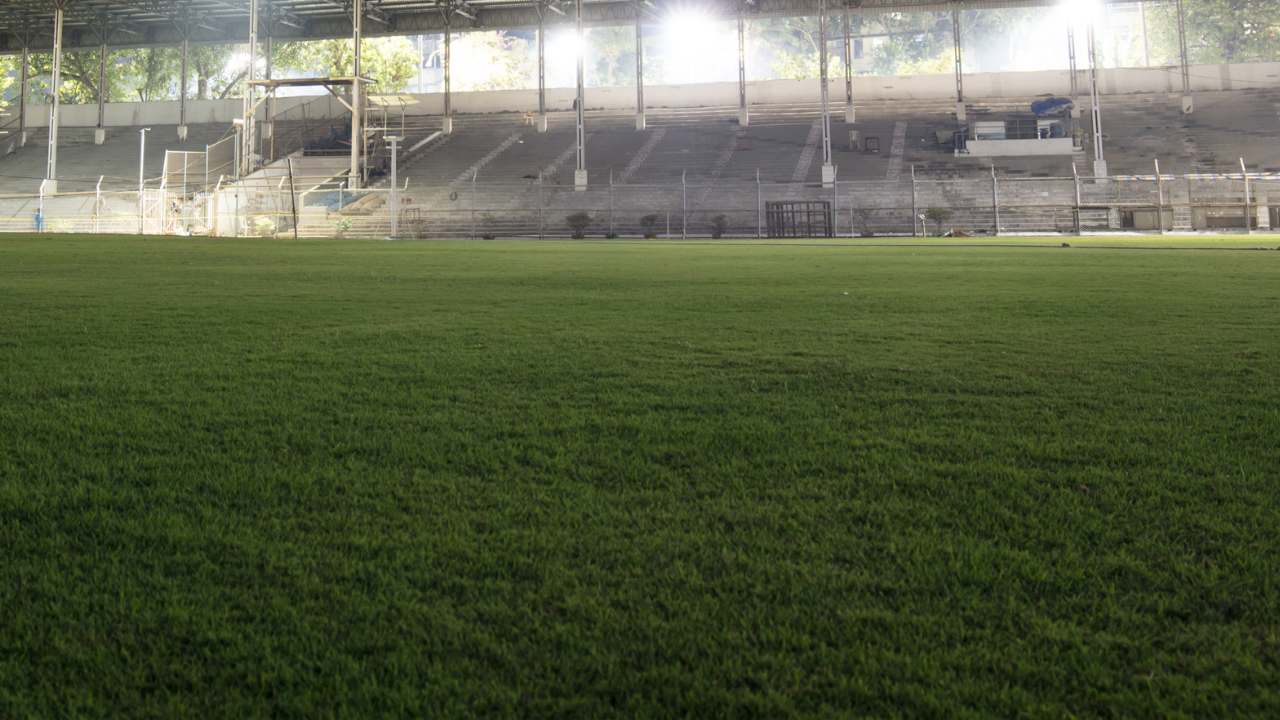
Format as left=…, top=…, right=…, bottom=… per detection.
left=639, top=213, right=661, bottom=239
left=566, top=212, right=591, bottom=239
left=710, top=214, right=727, bottom=239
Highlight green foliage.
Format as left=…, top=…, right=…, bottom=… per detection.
left=710, top=214, right=728, bottom=238
left=452, top=31, right=532, bottom=92
left=565, top=212, right=591, bottom=239
left=253, top=216, right=278, bottom=238
left=331, top=217, right=355, bottom=237
left=274, top=37, right=418, bottom=93
left=1145, top=0, right=1280, bottom=65
left=639, top=213, right=661, bottom=236
left=925, top=206, right=951, bottom=235
left=1, top=237, right=1278, bottom=716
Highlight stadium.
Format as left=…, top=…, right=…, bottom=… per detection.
left=2, top=0, right=1278, bottom=716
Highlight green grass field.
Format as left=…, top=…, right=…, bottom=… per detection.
left=2, top=235, right=1278, bottom=717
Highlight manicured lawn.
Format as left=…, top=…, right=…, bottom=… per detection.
left=2, top=235, right=1278, bottom=717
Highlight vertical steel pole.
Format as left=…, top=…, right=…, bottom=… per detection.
left=350, top=0, right=363, bottom=187
left=747, top=167, right=757, bottom=238
left=818, top=0, right=832, bottom=177
left=1175, top=0, right=1191, bottom=107
left=470, top=171, right=476, bottom=239
left=1073, top=164, right=1082, bottom=235
left=843, top=10, right=853, bottom=110
left=538, top=173, right=544, bottom=239
left=19, top=45, right=28, bottom=141
left=390, top=138, right=399, bottom=237
left=952, top=4, right=964, bottom=104
left=1155, top=159, right=1165, bottom=234
left=1241, top=158, right=1252, bottom=234
left=991, top=165, right=999, bottom=235
left=288, top=156, right=298, bottom=239
left=46, top=7, right=64, bottom=193
left=681, top=170, right=687, bottom=239
left=97, top=39, right=107, bottom=132
left=910, top=165, right=918, bottom=236
left=1139, top=2, right=1150, bottom=67
left=444, top=16, right=452, bottom=124
left=636, top=1, right=645, bottom=129
left=138, top=128, right=147, bottom=234
left=245, top=0, right=258, bottom=177
left=737, top=9, right=746, bottom=126
left=609, top=170, right=614, bottom=234
left=179, top=38, right=189, bottom=135
left=1087, top=22, right=1105, bottom=175
left=265, top=34, right=274, bottom=161
left=538, top=16, right=546, bottom=118
left=575, top=0, right=586, bottom=186
left=1067, top=24, right=1078, bottom=104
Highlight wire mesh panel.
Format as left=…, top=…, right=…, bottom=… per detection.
left=838, top=180, right=914, bottom=237
left=1, top=173, right=1275, bottom=238
left=914, top=178, right=997, bottom=235
left=997, top=178, right=1080, bottom=235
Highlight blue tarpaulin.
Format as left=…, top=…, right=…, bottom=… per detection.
left=1031, top=97, right=1074, bottom=116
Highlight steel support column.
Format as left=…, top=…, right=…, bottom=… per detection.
left=1087, top=22, right=1106, bottom=178
left=636, top=3, right=646, bottom=130
left=45, top=6, right=64, bottom=194
left=442, top=17, right=452, bottom=134
left=737, top=8, right=747, bottom=127
left=574, top=0, right=587, bottom=190
left=243, top=0, right=259, bottom=177
left=819, top=0, right=833, bottom=187
left=95, top=41, right=107, bottom=144
left=178, top=37, right=189, bottom=140
left=842, top=9, right=854, bottom=123
left=1175, top=0, right=1192, bottom=113
left=952, top=4, right=964, bottom=121
left=350, top=0, right=364, bottom=187
left=537, top=14, right=548, bottom=131
left=265, top=34, right=274, bottom=160
left=1067, top=24, right=1077, bottom=100
left=19, top=46, right=28, bottom=146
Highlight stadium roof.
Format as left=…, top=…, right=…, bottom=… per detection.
left=0, top=0, right=1133, bottom=53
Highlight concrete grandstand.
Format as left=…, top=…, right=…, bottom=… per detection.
left=0, top=0, right=1277, bottom=237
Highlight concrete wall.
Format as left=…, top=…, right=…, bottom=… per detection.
left=19, top=61, right=1280, bottom=127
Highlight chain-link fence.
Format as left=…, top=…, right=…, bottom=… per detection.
left=4, top=173, right=1278, bottom=238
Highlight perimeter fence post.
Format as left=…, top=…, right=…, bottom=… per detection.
left=93, top=176, right=102, bottom=234
left=1241, top=158, right=1252, bottom=234
left=990, top=166, right=1000, bottom=235
left=288, top=157, right=299, bottom=239
left=747, top=167, right=757, bottom=238
left=910, top=165, right=918, bottom=237
left=833, top=175, right=839, bottom=238
left=1073, top=168, right=1083, bottom=236
left=538, top=173, right=544, bottom=239
left=1155, top=159, right=1165, bottom=235
left=470, top=171, right=477, bottom=239
left=609, top=170, right=614, bottom=236
left=681, top=170, right=687, bottom=239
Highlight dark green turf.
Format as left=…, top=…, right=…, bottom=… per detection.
left=2, top=235, right=1278, bottom=718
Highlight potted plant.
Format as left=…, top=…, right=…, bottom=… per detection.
left=853, top=206, right=875, bottom=237
left=710, top=214, right=727, bottom=239
left=566, top=212, right=591, bottom=239
left=924, top=207, right=951, bottom=237
left=480, top=212, right=498, bottom=240
left=639, top=213, right=660, bottom=239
